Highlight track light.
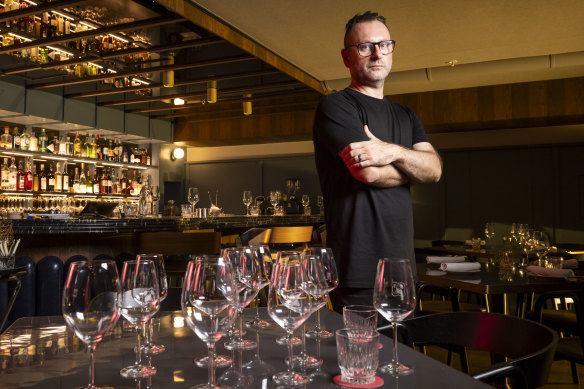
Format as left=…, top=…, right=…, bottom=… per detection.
left=206, top=80, right=217, bottom=103
left=243, top=94, right=252, bottom=115
left=173, top=97, right=185, bottom=105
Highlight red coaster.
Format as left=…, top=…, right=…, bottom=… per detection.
left=333, top=375, right=384, bottom=388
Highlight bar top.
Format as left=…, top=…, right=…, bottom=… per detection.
left=10, top=214, right=325, bottom=234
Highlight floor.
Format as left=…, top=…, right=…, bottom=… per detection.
left=425, top=346, right=583, bottom=388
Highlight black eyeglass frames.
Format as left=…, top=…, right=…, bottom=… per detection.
left=345, top=40, right=396, bottom=57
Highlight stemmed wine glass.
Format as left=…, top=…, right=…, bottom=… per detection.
left=373, top=258, right=416, bottom=376
left=242, top=190, right=252, bottom=215
left=531, top=230, right=550, bottom=266
left=244, top=245, right=272, bottom=329
left=182, top=256, right=238, bottom=389
left=119, top=259, right=160, bottom=379
left=223, top=246, right=262, bottom=350
left=301, top=194, right=310, bottom=211
left=267, top=251, right=314, bottom=386
left=62, top=260, right=121, bottom=389
left=305, top=247, right=338, bottom=339
left=140, top=254, right=168, bottom=355
left=269, top=191, right=280, bottom=208
left=188, top=187, right=199, bottom=209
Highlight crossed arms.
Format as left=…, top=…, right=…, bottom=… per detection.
left=339, top=125, right=442, bottom=187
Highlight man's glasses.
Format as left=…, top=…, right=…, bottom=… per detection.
left=345, top=40, right=396, bottom=57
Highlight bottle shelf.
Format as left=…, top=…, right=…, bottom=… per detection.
left=0, top=190, right=138, bottom=198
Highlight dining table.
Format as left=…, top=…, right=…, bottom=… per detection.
left=0, top=308, right=491, bottom=389
left=418, top=259, right=584, bottom=315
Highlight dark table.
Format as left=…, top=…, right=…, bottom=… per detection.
left=0, top=308, right=490, bottom=389
left=418, top=262, right=584, bottom=315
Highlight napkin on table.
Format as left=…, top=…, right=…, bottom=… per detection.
left=426, top=256, right=466, bottom=264
left=440, top=262, right=481, bottom=272
left=526, top=266, right=574, bottom=279
left=563, top=258, right=579, bottom=269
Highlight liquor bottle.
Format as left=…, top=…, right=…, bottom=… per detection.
left=92, top=169, right=99, bottom=194
left=1, top=158, right=9, bottom=190
left=90, top=134, right=97, bottom=159
left=58, top=135, right=67, bottom=155
left=102, top=137, right=109, bottom=160
left=21, top=129, right=30, bottom=151
left=16, top=160, right=24, bottom=190
left=107, top=138, right=114, bottom=161
left=1, top=126, right=12, bottom=149
left=85, top=168, right=92, bottom=194
left=48, top=135, right=58, bottom=154
left=12, top=127, right=20, bottom=150
left=55, top=163, right=62, bottom=192
left=29, top=130, right=38, bottom=151
left=62, top=169, right=69, bottom=193
left=99, top=168, right=106, bottom=194
left=8, top=157, right=17, bottom=190
left=125, top=172, right=133, bottom=195
left=79, top=164, right=86, bottom=193
left=39, top=164, right=47, bottom=192
left=106, top=168, right=113, bottom=194
left=24, top=159, right=33, bottom=191
left=32, top=164, right=39, bottom=191
left=73, top=167, right=80, bottom=193
left=81, top=135, right=90, bottom=158
left=73, top=131, right=81, bottom=157
left=120, top=172, right=127, bottom=195
left=95, top=134, right=102, bottom=159
left=47, top=163, right=55, bottom=192
left=39, top=128, right=48, bottom=152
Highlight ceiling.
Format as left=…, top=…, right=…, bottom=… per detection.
left=0, top=0, right=582, bottom=146
left=192, top=0, right=584, bottom=94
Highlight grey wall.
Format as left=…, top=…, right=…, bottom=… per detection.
left=180, top=144, right=584, bottom=245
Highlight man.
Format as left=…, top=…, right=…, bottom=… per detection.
left=312, top=11, right=442, bottom=311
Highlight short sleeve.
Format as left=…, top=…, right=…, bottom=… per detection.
left=409, top=108, right=430, bottom=145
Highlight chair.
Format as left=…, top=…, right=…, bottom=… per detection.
left=268, top=226, right=313, bottom=250
left=36, top=256, right=64, bottom=316
left=533, top=290, right=584, bottom=384
left=391, top=311, right=558, bottom=389
left=93, top=253, right=114, bottom=261
left=8, top=256, right=36, bottom=326
left=64, top=254, right=89, bottom=276
left=236, top=228, right=271, bottom=247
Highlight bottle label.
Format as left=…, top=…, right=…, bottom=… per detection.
left=63, top=176, right=69, bottom=191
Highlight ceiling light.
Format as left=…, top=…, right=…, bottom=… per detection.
left=163, top=52, right=175, bottom=88
left=206, top=80, right=217, bottom=103
left=243, top=94, right=252, bottom=115
left=171, top=148, right=185, bottom=161
left=173, top=98, right=185, bottom=105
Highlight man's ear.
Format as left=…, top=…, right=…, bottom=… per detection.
left=341, top=49, right=350, bottom=68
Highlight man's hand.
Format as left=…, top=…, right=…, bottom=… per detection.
left=340, top=125, right=403, bottom=168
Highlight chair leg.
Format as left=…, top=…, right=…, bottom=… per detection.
left=459, top=347, right=469, bottom=373
left=570, top=361, right=579, bottom=384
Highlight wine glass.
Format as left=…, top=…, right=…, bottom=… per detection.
left=373, top=258, right=416, bottom=376
left=140, top=254, right=167, bottom=355
left=188, top=187, right=199, bottom=208
left=151, top=185, right=160, bottom=216
left=305, top=247, right=338, bottom=339
left=244, top=245, right=272, bottom=329
left=182, top=256, right=238, bottom=389
left=119, top=259, right=160, bottom=379
left=301, top=194, right=310, bottom=209
left=269, top=190, right=280, bottom=208
left=62, top=260, right=121, bottom=389
left=316, top=195, right=324, bottom=215
left=267, top=251, right=314, bottom=386
left=242, top=190, right=252, bottom=215
left=531, top=230, right=550, bottom=266
left=223, top=247, right=262, bottom=350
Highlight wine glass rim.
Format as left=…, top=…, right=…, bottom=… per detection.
left=136, top=253, right=164, bottom=259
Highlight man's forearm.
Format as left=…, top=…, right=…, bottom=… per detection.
left=349, top=163, right=409, bottom=188
left=393, top=145, right=442, bottom=183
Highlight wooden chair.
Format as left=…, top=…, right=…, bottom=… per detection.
left=533, top=290, right=584, bottom=384
left=268, top=226, right=313, bottom=251
left=390, top=311, right=558, bottom=389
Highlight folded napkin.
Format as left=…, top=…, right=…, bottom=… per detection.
left=464, top=239, right=486, bottom=246
left=426, top=256, right=466, bottom=264
left=440, top=262, right=481, bottom=272
left=526, top=265, right=575, bottom=279
left=425, top=269, right=447, bottom=276
left=563, top=258, right=579, bottom=269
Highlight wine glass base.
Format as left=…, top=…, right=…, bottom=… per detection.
left=194, top=354, right=232, bottom=368
left=75, top=385, right=114, bottom=389
left=272, top=370, right=312, bottom=386
left=305, top=328, right=333, bottom=339
left=275, top=335, right=301, bottom=346
left=136, top=343, right=166, bottom=355
left=217, top=367, right=251, bottom=388
left=244, top=318, right=271, bottom=329
left=120, top=364, right=157, bottom=379
left=224, top=339, right=257, bottom=350
left=285, top=354, right=323, bottom=369
left=379, top=361, right=414, bottom=376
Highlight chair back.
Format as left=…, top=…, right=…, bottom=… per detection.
left=397, top=311, right=557, bottom=389
left=36, top=256, right=63, bottom=316
left=268, top=226, right=313, bottom=249
left=8, top=256, right=36, bottom=324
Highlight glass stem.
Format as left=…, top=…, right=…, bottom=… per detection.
left=136, top=324, right=143, bottom=367
left=208, top=343, right=216, bottom=386
left=287, top=330, right=294, bottom=374
left=315, top=309, right=322, bottom=331
left=392, top=322, right=399, bottom=366
left=255, top=301, right=260, bottom=323
left=301, top=323, right=307, bottom=358
left=238, top=310, right=244, bottom=343
left=253, top=326, right=261, bottom=360
left=88, top=343, right=97, bottom=387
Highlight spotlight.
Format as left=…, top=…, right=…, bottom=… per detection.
left=171, top=148, right=185, bottom=161
left=163, top=52, right=175, bottom=87
left=206, top=80, right=217, bottom=103
left=173, top=97, right=185, bottom=105
left=243, top=94, right=252, bottom=115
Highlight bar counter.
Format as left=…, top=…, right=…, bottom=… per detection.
left=11, top=214, right=325, bottom=234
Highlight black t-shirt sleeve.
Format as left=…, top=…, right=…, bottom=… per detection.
left=408, top=107, right=430, bottom=145
left=313, top=93, right=370, bottom=156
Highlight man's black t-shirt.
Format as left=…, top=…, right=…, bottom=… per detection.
left=313, top=88, right=429, bottom=288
